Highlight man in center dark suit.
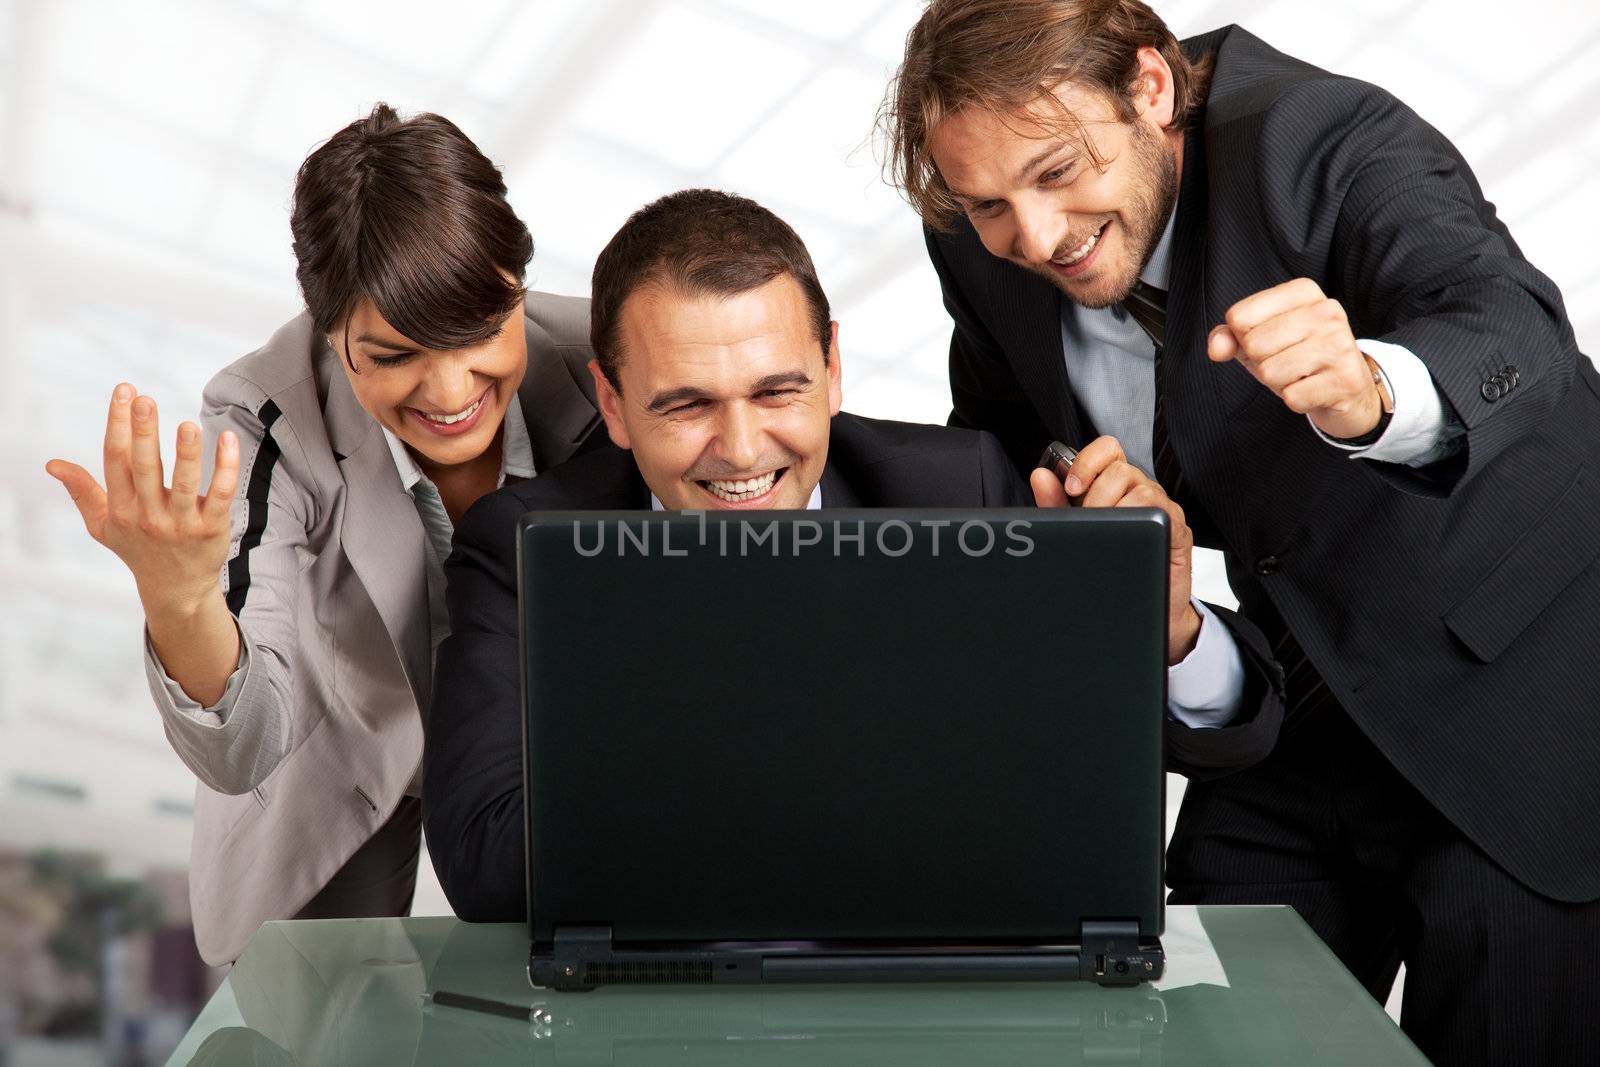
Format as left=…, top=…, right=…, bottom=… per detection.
left=880, top=3, right=1600, bottom=1064
left=423, top=189, right=1286, bottom=924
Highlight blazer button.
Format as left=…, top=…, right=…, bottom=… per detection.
left=1481, top=378, right=1502, bottom=402
left=1505, top=364, right=1520, bottom=388
left=1255, top=555, right=1282, bottom=576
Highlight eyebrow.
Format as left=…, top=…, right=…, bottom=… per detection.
left=948, top=141, right=1077, bottom=203
left=645, top=371, right=813, bottom=414
left=1019, top=141, right=1076, bottom=183
left=353, top=334, right=416, bottom=352
left=750, top=371, right=813, bottom=392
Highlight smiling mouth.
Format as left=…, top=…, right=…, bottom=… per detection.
left=695, top=468, right=787, bottom=503
left=1051, top=222, right=1110, bottom=267
left=412, top=387, right=491, bottom=426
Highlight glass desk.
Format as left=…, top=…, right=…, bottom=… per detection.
left=167, top=906, right=1429, bottom=1065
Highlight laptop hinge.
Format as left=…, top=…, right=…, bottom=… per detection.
left=535, top=925, right=613, bottom=992
left=1080, top=919, right=1163, bottom=986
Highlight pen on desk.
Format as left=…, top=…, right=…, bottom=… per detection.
left=423, top=990, right=551, bottom=1025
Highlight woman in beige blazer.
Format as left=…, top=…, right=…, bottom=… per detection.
left=46, top=105, right=600, bottom=965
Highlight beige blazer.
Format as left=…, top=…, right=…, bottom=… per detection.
left=144, top=292, right=600, bottom=965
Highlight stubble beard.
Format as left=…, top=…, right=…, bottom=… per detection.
left=1042, top=121, right=1179, bottom=310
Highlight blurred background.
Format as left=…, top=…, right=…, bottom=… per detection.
left=1, top=0, right=1597, bottom=1061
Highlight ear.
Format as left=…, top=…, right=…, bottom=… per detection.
left=825, top=321, right=843, bottom=417
left=1132, top=45, right=1177, bottom=130
left=587, top=360, right=631, bottom=450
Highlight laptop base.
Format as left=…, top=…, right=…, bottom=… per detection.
left=530, top=921, right=1163, bottom=992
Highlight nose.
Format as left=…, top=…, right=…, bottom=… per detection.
left=714, top=402, right=762, bottom=472
left=422, top=352, right=479, bottom=413
left=1012, top=201, right=1063, bottom=266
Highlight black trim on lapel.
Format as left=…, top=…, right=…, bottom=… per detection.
left=226, top=400, right=283, bottom=617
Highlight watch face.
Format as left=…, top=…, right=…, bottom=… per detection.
left=1363, top=355, right=1395, bottom=414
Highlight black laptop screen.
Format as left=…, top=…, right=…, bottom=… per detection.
left=519, top=509, right=1168, bottom=946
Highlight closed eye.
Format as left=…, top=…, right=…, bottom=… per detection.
left=1040, top=162, right=1076, bottom=185
left=366, top=351, right=417, bottom=367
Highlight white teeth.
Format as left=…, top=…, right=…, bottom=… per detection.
left=420, top=394, right=485, bottom=425
left=1053, top=225, right=1103, bottom=266
left=702, top=470, right=779, bottom=502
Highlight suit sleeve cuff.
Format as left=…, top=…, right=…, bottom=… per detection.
left=1166, top=599, right=1245, bottom=729
left=1310, top=339, right=1463, bottom=466
left=145, top=623, right=250, bottom=725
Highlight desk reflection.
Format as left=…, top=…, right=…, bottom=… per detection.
left=171, top=908, right=1429, bottom=1067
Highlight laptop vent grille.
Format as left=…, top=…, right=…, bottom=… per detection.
left=583, top=960, right=714, bottom=985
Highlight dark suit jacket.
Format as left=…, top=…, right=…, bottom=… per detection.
left=927, top=25, right=1600, bottom=902
left=424, top=412, right=1284, bottom=921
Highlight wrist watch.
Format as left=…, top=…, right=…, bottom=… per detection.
left=1338, top=354, right=1395, bottom=447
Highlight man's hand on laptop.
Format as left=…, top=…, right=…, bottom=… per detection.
left=1029, top=436, right=1201, bottom=665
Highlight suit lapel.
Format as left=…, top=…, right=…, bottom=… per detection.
left=942, top=220, right=1089, bottom=447
left=518, top=313, right=601, bottom=472
left=819, top=462, right=862, bottom=508
left=323, top=357, right=434, bottom=715
left=991, top=265, right=1088, bottom=446
left=621, top=464, right=653, bottom=509
left=1163, top=116, right=1262, bottom=547
left=1162, top=122, right=1211, bottom=464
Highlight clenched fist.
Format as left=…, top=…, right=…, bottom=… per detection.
left=1208, top=278, right=1390, bottom=441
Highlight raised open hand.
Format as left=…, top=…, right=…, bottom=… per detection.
left=47, top=383, right=239, bottom=615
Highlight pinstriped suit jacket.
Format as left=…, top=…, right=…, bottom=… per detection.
left=143, top=292, right=602, bottom=964
left=928, top=26, right=1600, bottom=902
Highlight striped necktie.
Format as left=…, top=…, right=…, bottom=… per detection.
left=1120, top=281, right=1183, bottom=496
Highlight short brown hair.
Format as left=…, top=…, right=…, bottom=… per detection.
left=880, top=0, right=1212, bottom=229
left=290, top=103, right=531, bottom=362
left=589, top=189, right=832, bottom=391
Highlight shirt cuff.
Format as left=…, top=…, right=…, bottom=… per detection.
left=1166, top=599, right=1245, bottom=729
left=1310, top=338, right=1463, bottom=467
left=147, top=624, right=250, bottom=721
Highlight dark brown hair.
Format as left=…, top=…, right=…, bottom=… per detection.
left=880, top=0, right=1213, bottom=229
left=290, top=103, right=531, bottom=363
left=589, top=189, right=832, bottom=391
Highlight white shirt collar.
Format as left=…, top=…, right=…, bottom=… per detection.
left=651, top=481, right=823, bottom=511
left=382, top=395, right=536, bottom=496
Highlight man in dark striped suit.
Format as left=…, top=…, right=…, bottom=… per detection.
left=881, top=3, right=1600, bottom=1065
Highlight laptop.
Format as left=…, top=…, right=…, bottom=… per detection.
left=518, top=509, right=1169, bottom=991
